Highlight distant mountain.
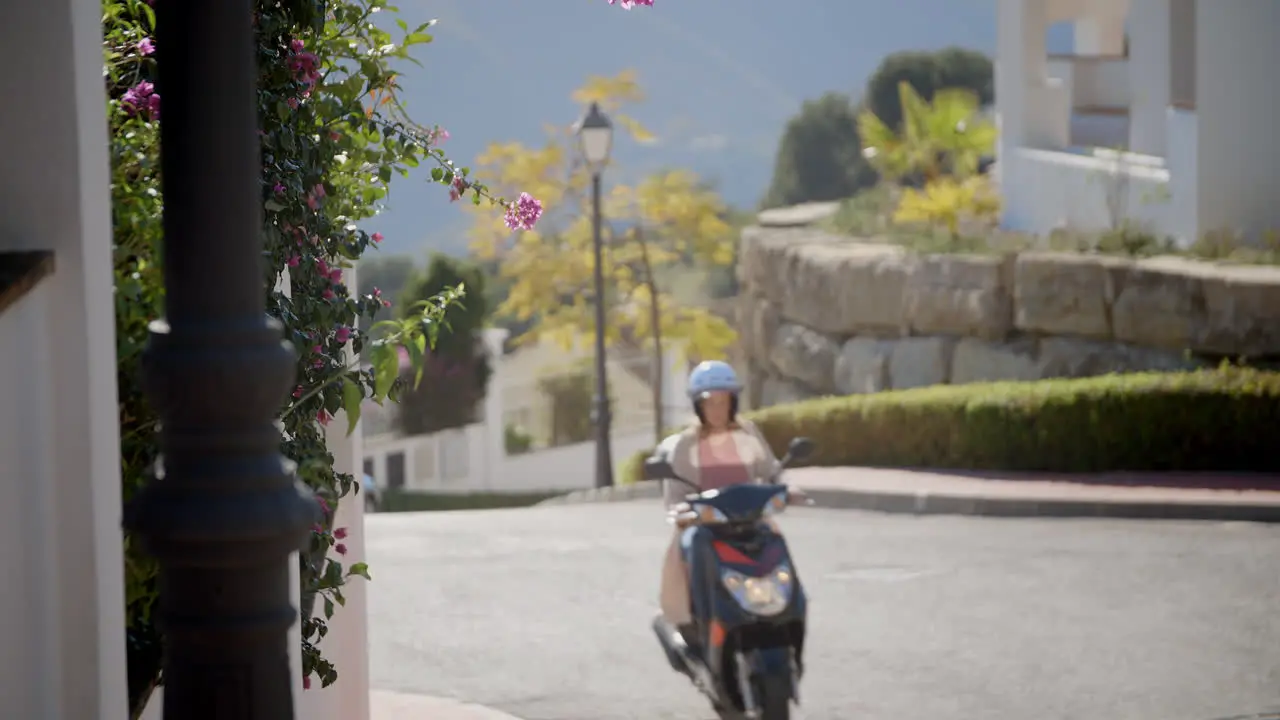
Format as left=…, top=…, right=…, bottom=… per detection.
left=358, top=0, right=1073, bottom=259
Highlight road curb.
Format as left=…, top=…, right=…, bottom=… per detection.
left=535, top=481, right=665, bottom=506
left=371, top=689, right=524, bottom=720
left=534, top=480, right=1280, bottom=523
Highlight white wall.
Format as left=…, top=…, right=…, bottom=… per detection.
left=1001, top=147, right=1173, bottom=237
left=1193, top=1, right=1280, bottom=241
left=364, top=342, right=689, bottom=495
left=0, top=286, right=62, bottom=718
left=0, top=0, right=128, bottom=716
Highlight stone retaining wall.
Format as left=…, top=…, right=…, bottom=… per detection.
left=737, top=225, right=1280, bottom=408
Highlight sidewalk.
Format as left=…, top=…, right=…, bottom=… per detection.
left=539, top=468, right=1280, bottom=522
left=789, top=467, right=1280, bottom=522
left=371, top=690, right=523, bottom=720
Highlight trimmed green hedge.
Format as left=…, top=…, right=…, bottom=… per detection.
left=620, top=367, right=1280, bottom=483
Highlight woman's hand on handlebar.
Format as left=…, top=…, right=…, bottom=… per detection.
left=668, top=502, right=697, bottom=529
left=786, top=485, right=812, bottom=506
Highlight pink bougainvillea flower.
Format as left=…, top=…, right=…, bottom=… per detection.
left=371, top=232, right=383, bottom=244
left=121, top=81, right=159, bottom=121
left=503, top=192, right=543, bottom=231
left=334, top=527, right=348, bottom=540
left=292, top=384, right=304, bottom=398
left=322, top=288, right=335, bottom=300
left=334, top=325, right=351, bottom=344
left=273, top=182, right=285, bottom=196
left=303, top=675, right=312, bottom=690
left=289, top=50, right=322, bottom=88
left=335, top=543, right=348, bottom=556
left=426, top=126, right=450, bottom=146
left=291, top=38, right=306, bottom=52
left=287, top=254, right=300, bottom=268
left=449, top=176, right=467, bottom=203
left=287, top=97, right=300, bottom=110
left=137, top=37, right=155, bottom=56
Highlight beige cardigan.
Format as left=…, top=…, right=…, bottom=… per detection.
left=658, top=418, right=781, bottom=508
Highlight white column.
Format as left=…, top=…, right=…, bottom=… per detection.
left=0, top=288, right=61, bottom=719
left=1127, top=0, right=1171, bottom=155
left=0, top=0, right=128, bottom=717
left=996, top=0, right=1050, bottom=149
left=1168, top=0, right=1195, bottom=108
left=480, top=328, right=510, bottom=488
left=1193, top=1, right=1280, bottom=241
left=300, top=264, right=371, bottom=720
left=1074, top=0, right=1128, bottom=56
left=997, top=0, right=1063, bottom=230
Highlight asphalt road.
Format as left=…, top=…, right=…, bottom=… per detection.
left=367, top=502, right=1280, bottom=720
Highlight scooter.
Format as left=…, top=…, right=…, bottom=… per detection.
left=646, top=436, right=815, bottom=720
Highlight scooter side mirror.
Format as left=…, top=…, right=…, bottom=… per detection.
left=785, top=437, right=815, bottom=463
left=642, top=456, right=676, bottom=481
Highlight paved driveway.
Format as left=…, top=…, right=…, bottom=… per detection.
left=367, top=502, right=1280, bottom=720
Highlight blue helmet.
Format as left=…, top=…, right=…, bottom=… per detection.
left=687, top=360, right=741, bottom=399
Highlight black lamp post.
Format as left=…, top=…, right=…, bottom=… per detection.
left=576, top=102, right=615, bottom=489
left=123, top=1, right=318, bottom=717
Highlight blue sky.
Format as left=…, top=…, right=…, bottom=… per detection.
left=359, top=1, right=1071, bottom=258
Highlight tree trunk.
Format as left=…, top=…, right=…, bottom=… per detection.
left=636, top=226, right=665, bottom=445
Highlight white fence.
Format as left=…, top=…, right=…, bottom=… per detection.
left=363, top=329, right=690, bottom=494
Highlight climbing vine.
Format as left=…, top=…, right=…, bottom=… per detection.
left=102, top=0, right=572, bottom=714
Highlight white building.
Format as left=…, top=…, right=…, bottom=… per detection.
left=996, top=0, right=1280, bottom=245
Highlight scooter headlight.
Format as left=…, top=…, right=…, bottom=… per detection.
left=691, top=503, right=729, bottom=525
left=720, top=562, right=794, bottom=616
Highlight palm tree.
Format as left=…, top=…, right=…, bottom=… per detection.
left=857, top=80, right=996, bottom=183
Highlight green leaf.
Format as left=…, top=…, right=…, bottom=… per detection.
left=430, top=167, right=444, bottom=182
left=264, top=199, right=285, bottom=212
left=369, top=344, right=398, bottom=399
left=340, top=377, right=363, bottom=437
left=348, top=562, right=372, bottom=580
left=323, top=597, right=335, bottom=620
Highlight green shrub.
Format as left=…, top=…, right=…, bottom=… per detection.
left=619, top=368, right=1280, bottom=483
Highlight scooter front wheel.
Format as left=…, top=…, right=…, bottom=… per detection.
left=755, top=673, right=791, bottom=720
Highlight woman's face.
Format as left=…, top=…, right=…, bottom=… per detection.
left=699, top=390, right=733, bottom=430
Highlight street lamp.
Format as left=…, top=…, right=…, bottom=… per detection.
left=576, top=102, right=615, bottom=489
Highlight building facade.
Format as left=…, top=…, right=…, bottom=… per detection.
left=997, top=0, right=1280, bottom=245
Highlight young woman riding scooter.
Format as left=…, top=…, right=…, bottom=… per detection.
left=656, top=360, right=798, bottom=649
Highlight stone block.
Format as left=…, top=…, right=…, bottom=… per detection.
left=1014, top=252, right=1128, bottom=339
left=1110, top=256, right=1207, bottom=350
left=907, top=253, right=1013, bottom=340
left=888, top=337, right=954, bottom=389
left=834, top=337, right=894, bottom=395
left=737, top=293, right=780, bottom=368
left=760, top=374, right=817, bottom=408
left=780, top=242, right=915, bottom=335
left=950, top=337, right=1040, bottom=385
left=768, top=323, right=840, bottom=394
left=1036, top=337, right=1200, bottom=379
left=738, top=227, right=842, bottom=304
left=1193, top=263, right=1280, bottom=357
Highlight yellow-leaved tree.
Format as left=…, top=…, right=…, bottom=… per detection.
left=467, top=70, right=738, bottom=441
left=857, top=81, right=1000, bottom=241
